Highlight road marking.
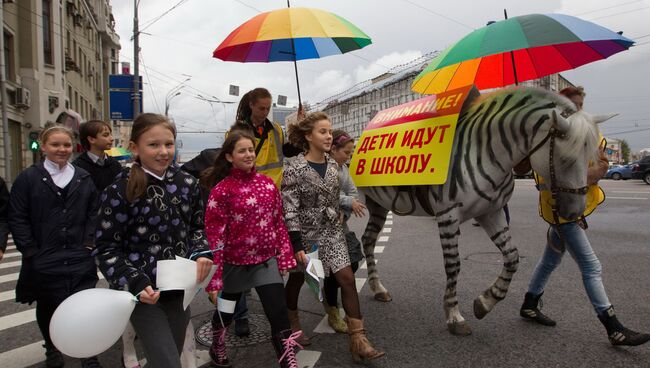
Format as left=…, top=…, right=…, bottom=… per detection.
left=0, top=309, right=35, bottom=331
left=359, top=259, right=377, bottom=270
left=297, top=350, right=321, bottom=368
left=384, top=220, right=393, bottom=225
left=382, top=227, right=392, bottom=233
left=314, top=308, right=345, bottom=334
left=607, top=197, right=648, bottom=200
left=375, top=246, right=385, bottom=254
left=355, top=278, right=366, bottom=292
left=611, top=191, right=650, bottom=194
left=5, top=245, right=15, bottom=251
left=2, top=252, right=21, bottom=259
left=0, top=272, right=18, bottom=284
left=378, top=236, right=389, bottom=242
left=0, top=271, right=104, bottom=285
left=0, top=289, right=15, bottom=302
left=0, top=341, right=46, bottom=368
left=0, top=260, right=21, bottom=269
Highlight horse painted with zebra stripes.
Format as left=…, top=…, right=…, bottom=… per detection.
left=359, top=86, right=607, bottom=336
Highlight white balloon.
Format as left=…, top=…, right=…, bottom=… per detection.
left=50, top=288, right=136, bottom=358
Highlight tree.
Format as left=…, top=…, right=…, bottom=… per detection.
left=620, top=139, right=631, bottom=163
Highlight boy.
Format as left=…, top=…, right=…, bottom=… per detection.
left=73, top=120, right=123, bottom=191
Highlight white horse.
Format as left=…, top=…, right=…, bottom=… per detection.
left=359, top=87, right=612, bottom=335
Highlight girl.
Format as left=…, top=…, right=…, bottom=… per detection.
left=282, top=112, right=385, bottom=362
left=320, top=130, right=366, bottom=333
left=9, top=126, right=100, bottom=368
left=203, top=131, right=300, bottom=368
left=94, top=113, right=213, bottom=368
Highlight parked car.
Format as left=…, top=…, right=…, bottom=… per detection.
left=631, top=156, right=650, bottom=184
left=605, top=164, right=633, bottom=180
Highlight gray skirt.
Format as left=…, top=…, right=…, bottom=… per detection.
left=222, top=257, right=283, bottom=294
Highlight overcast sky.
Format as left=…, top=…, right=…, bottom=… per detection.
left=111, top=0, right=650, bottom=153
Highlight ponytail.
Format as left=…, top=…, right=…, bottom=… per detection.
left=126, top=162, right=149, bottom=203
left=235, top=88, right=272, bottom=122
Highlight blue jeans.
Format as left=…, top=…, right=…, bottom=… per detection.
left=233, top=292, right=248, bottom=321
left=527, top=222, right=611, bottom=314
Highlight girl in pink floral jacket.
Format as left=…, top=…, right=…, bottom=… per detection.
left=203, top=130, right=300, bottom=368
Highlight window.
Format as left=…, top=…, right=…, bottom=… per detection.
left=3, top=31, right=14, bottom=82
left=42, top=0, right=53, bottom=65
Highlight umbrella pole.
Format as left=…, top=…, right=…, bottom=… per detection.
left=504, top=9, right=519, bottom=86
left=287, top=0, right=302, bottom=106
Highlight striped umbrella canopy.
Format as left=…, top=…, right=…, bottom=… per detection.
left=104, top=147, right=131, bottom=160
left=213, top=6, right=371, bottom=105
left=213, top=7, right=371, bottom=62
left=412, top=13, right=635, bottom=94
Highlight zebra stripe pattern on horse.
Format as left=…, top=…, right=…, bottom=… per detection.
left=360, top=87, right=600, bottom=336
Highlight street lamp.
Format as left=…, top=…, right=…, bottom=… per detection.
left=164, top=76, right=191, bottom=116
left=165, top=91, right=181, bottom=116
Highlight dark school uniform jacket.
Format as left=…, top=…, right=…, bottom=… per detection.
left=9, top=164, right=98, bottom=301
left=73, top=152, right=123, bottom=192
left=94, top=164, right=211, bottom=295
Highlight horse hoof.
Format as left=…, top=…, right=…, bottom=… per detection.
left=473, top=297, right=489, bottom=320
left=448, top=322, right=472, bottom=336
left=374, top=292, right=392, bottom=302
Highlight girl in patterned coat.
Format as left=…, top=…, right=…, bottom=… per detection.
left=282, top=112, right=385, bottom=363
left=94, top=114, right=213, bottom=368
left=203, top=130, right=300, bottom=368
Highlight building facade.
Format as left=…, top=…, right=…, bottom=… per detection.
left=1, top=0, right=119, bottom=182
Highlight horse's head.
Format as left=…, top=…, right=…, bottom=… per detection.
left=529, top=110, right=614, bottom=220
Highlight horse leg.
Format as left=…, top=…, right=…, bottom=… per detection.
left=472, top=208, right=520, bottom=319
left=437, top=214, right=471, bottom=336
left=361, top=195, right=392, bottom=302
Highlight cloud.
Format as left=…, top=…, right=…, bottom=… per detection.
left=353, top=50, right=424, bottom=83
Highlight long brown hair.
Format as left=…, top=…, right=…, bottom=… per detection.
left=235, top=88, right=272, bottom=122
left=126, top=113, right=176, bottom=202
left=200, top=130, right=256, bottom=190
left=287, top=111, right=330, bottom=151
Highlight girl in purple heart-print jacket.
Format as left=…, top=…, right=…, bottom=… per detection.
left=94, top=114, right=212, bottom=368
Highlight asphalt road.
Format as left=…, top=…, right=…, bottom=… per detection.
left=0, top=178, right=648, bottom=367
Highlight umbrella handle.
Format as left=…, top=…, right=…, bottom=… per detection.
left=504, top=9, right=519, bottom=86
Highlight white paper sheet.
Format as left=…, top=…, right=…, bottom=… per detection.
left=156, top=256, right=217, bottom=310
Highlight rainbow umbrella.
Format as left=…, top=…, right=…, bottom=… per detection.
left=412, top=13, right=635, bottom=94
left=105, top=147, right=131, bottom=160
left=213, top=6, right=372, bottom=105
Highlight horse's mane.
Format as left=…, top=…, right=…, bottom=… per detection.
left=468, top=86, right=577, bottom=114
left=562, top=110, right=601, bottom=168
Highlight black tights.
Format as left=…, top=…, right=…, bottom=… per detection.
left=285, top=265, right=362, bottom=319
left=212, top=283, right=289, bottom=336
left=324, top=262, right=358, bottom=307
left=36, top=299, right=59, bottom=347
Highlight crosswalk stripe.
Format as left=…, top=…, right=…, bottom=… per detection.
left=1, top=271, right=104, bottom=285
left=0, top=309, right=35, bottom=331
left=0, top=260, right=21, bottom=269
left=384, top=220, right=393, bottom=225
left=297, top=349, right=321, bottom=367
left=0, top=340, right=46, bottom=368
left=2, top=252, right=21, bottom=259
left=0, top=272, right=18, bottom=284
left=5, top=245, right=16, bottom=251
left=0, top=289, right=15, bottom=302
left=382, top=227, right=392, bottom=233
left=313, top=308, right=345, bottom=334
left=378, top=236, right=389, bottom=242
left=359, top=259, right=378, bottom=270
left=355, top=278, right=366, bottom=292
left=374, top=246, right=385, bottom=254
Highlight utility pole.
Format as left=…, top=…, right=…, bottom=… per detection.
left=0, top=2, right=11, bottom=181
left=132, top=0, right=140, bottom=119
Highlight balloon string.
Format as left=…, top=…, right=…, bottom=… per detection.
left=189, top=244, right=225, bottom=260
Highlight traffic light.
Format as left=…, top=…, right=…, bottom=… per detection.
left=28, top=131, right=40, bottom=152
